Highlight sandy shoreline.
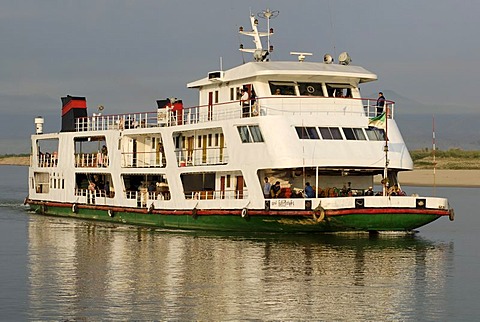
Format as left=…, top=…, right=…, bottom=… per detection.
left=1, top=156, right=479, bottom=187
left=371, top=169, right=480, bottom=188
left=0, top=156, right=29, bottom=166
left=397, top=169, right=480, bottom=188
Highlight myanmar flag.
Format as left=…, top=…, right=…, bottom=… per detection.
left=369, top=112, right=386, bottom=129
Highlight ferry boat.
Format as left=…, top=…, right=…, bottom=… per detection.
left=26, top=10, right=454, bottom=232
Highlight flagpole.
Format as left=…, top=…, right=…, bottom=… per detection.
left=383, top=106, right=389, bottom=196
left=433, top=114, right=436, bottom=196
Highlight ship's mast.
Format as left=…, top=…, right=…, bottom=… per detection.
left=239, top=8, right=278, bottom=62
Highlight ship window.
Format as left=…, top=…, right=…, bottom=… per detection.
left=34, top=172, right=50, bottom=193
left=319, top=127, right=343, bottom=140
left=298, top=83, right=324, bottom=97
left=365, top=128, right=386, bottom=141
left=269, top=82, right=296, bottom=96
left=343, top=128, right=355, bottom=140
left=295, top=127, right=320, bottom=139
left=326, top=83, right=352, bottom=97
left=249, top=126, right=264, bottom=142
left=237, top=125, right=264, bottom=143
left=353, top=128, right=366, bottom=140
left=343, top=128, right=367, bottom=140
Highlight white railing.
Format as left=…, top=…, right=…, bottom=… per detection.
left=74, top=97, right=396, bottom=132
left=75, top=188, right=114, bottom=204
left=175, top=147, right=228, bottom=167
left=121, top=152, right=165, bottom=168
left=125, top=190, right=171, bottom=205
left=74, top=153, right=109, bottom=168
left=38, top=152, right=58, bottom=167
left=186, top=189, right=249, bottom=200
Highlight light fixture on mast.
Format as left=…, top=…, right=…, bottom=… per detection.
left=257, top=8, right=279, bottom=55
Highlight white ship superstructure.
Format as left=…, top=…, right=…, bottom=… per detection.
left=26, top=10, right=453, bottom=232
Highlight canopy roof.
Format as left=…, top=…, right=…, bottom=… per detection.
left=187, top=61, right=377, bottom=88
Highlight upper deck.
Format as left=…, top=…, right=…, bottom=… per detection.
left=74, top=97, right=395, bottom=132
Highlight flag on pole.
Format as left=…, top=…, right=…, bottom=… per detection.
left=369, top=112, right=386, bottom=129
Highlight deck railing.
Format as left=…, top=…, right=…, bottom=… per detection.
left=186, top=189, right=249, bottom=200
left=37, top=153, right=58, bottom=167
left=74, top=97, right=395, bottom=132
left=120, top=152, right=166, bottom=168
left=74, top=153, right=109, bottom=168
left=175, top=147, right=228, bottom=167
left=125, top=190, right=171, bottom=206
left=75, top=188, right=115, bottom=204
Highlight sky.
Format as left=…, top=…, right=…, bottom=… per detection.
left=1, top=0, right=479, bottom=153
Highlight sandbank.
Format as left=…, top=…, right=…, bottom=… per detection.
left=380, top=170, right=480, bottom=188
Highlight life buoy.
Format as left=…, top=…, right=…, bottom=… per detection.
left=108, top=209, right=114, bottom=217
left=72, top=203, right=78, bottom=213
left=312, top=209, right=325, bottom=222
left=312, top=205, right=325, bottom=222
left=241, top=207, right=249, bottom=219
left=449, top=208, right=455, bottom=221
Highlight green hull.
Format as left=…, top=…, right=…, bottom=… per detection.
left=28, top=203, right=446, bottom=233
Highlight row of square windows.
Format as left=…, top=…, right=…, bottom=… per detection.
left=296, top=126, right=386, bottom=141
left=236, top=125, right=385, bottom=144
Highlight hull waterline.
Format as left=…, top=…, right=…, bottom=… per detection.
left=27, top=200, right=450, bottom=233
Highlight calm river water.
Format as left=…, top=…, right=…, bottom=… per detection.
left=1, top=165, right=479, bottom=321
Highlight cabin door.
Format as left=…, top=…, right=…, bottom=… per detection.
left=202, top=135, right=207, bottom=164
left=144, top=137, right=152, bottom=167
left=220, top=176, right=226, bottom=199
left=208, top=92, right=213, bottom=121
left=132, top=139, right=137, bottom=167
left=236, top=176, right=244, bottom=199
left=219, top=133, right=224, bottom=163
left=187, top=136, right=194, bottom=165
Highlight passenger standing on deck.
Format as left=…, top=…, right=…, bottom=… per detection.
left=240, top=88, right=250, bottom=117
left=263, top=177, right=271, bottom=199
left=376, top=92, right=385, bottom=116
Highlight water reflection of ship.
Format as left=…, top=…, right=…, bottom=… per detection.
left=28, top=216, right=453, bottom=320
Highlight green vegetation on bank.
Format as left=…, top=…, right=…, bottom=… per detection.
left=411, top=149, right=480, bottom=169
left=0, top=153, right=29, bottom=159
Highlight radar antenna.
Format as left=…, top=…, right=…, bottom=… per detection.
left=290, top=52, right=313, bottom=62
